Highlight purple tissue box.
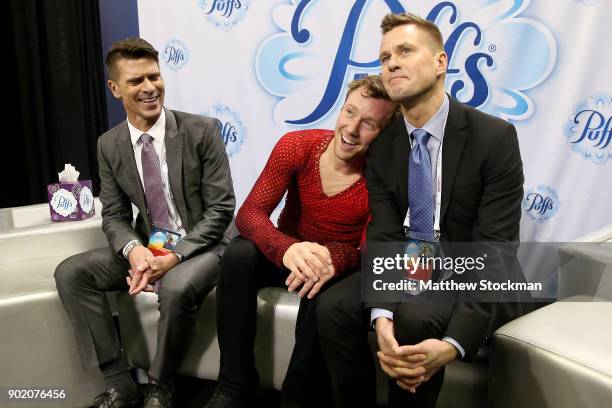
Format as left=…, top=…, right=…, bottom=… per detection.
left=47, top=180, right=95, bottom=222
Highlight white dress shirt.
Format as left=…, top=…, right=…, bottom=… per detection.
left=121, top=109, right=186, bottom=258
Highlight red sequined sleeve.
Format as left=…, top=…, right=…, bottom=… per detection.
left=235, top=132, right=305, bottom=267
left=327, top=216, right=369, bottom=275
left=325, top=241, right=361, bottom=276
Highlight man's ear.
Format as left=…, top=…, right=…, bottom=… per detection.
left=436, top=52, right=448, bottom=77
left=107, top=79, right=121, bottom=99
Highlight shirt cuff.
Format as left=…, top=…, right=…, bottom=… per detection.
left=442, top=336, right=466, bottom=359
left=369, top=310, right=465, bottom=359
left=370, top=308, right=394, bottom=328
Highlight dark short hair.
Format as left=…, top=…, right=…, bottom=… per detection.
left=380, top=13, right=444, bottom=51
left=106, top=37, right=159, bottom=80
left=346, top=75, right=391, bottom=101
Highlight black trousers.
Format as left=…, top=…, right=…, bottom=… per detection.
left=317, top=272, right=455, bottom=408
left=216, top=236, right=334, bottom=407
left=54, top=246, right=221, bottom=382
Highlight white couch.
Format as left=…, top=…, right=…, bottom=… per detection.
left=0, top=201, right=487, bottom=407
left=3, top=199, right=610, bottom=407
left=490, top=226, right=612, bottom=407
left=0, top=201, right=107, bottom=407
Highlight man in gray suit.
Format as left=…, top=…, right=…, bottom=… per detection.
left=54, top=38, right=235, bottom=408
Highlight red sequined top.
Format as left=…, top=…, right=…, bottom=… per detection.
left=236, top=129, right=369, bottom=276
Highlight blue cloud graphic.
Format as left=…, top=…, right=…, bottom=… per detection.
left=256, top=0, right=556, bottom=126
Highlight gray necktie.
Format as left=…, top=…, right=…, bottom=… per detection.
left=140, top=133, right=170, bottom=229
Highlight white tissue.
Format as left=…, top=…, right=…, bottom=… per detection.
left=58, top=163, right=80, bottom=182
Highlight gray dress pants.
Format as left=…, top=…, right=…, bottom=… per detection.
left=54, top=246, right=221, bottom=382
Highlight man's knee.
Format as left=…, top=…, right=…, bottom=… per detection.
left=224, top=237, right=258, bottom=264
left=219, top=237, right=260, bottom=281
left=158, top=254, right=220, bottom=310
left=393, top=307, right=444, bottom=345
left=54, top=254, right=85, bottom=291
left=317, top=285, right=361, bottom=338
left=157, top=279, right=198, bottom=313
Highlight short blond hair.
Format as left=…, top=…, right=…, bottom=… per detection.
left=346, top=75, right=391, bottom=101
left=345, top=75, right=399, bottom=120
left=380, top=13, right=444, bottom=51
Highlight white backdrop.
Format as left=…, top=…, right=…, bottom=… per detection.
left=137, top=0, right=611, bottom=242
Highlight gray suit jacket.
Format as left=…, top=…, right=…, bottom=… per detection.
left=96, top=108, right=235, bottom=260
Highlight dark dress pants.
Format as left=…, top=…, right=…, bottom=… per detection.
left=318, top=272, right=455, bottom=408
left=216, top=236, right=333, bottom=407
left=54, top=246, right=221, bottom=382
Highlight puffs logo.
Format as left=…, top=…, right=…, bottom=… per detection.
left=206, top=105, right=247, bottom=157
left=198, top=0, right=253, bottom=31
left=522, top=186, right=560, bottom=223
left=256, top=0, right=556, bottom=127
left=564, top=93, right=612, bottom=165
left=163, top=38, right=189, bottom=71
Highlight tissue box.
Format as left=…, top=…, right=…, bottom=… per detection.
left=47, top=180, right=96, bottom=222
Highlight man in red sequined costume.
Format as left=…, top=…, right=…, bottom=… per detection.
left=205, top=76, right=397, bottom=408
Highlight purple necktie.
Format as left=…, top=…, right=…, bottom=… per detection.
left=140, top=133, right=170, bottom=229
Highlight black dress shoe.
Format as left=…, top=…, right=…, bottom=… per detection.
left=204, top=391, right=245, bottom=408
left=143, top=383, right=174, bottom=408
left=93, top=387, right=141, bottom=408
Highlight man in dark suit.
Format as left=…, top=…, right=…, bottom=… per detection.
left=54, top=38, right=235, bottom=408
left=317, top=13, right=526, bottom=408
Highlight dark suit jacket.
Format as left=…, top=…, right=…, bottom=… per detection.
left=365, top=96, right=525, bottom=359
left=97, top=108, right=235, bottom=260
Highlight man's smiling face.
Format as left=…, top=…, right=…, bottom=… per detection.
left=332, top=86, right=396, bottom=163
left=108, top=57, right=165, bottom=130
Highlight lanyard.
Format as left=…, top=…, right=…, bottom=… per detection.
left=403, top=139, right=443, bottom=234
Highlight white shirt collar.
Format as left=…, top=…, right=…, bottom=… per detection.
left=127, top=108, right=166, bottom=146
left=404, top=94, right=449, bottom=142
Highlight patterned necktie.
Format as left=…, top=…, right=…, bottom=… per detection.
left=140, top=133, right=170, bottom=229
left=408, top=128, right=434, bottom=241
